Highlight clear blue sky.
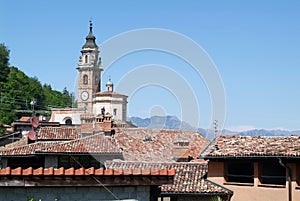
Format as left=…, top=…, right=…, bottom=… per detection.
left=1, top=0, right=300, bottom=131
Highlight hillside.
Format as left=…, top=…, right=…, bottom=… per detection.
left=0, top=44, right=73, bottom=127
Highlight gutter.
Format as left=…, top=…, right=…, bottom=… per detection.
left=279, top=158, right=292, bottom=201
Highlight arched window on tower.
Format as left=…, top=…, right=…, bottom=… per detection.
left=83, top=75, right=88, bottom=85
left=85, top=55, right=88, bottom=63
left=65, top=119, right=72, bottom=125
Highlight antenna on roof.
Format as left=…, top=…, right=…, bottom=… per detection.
left=214, top=120, right=218, bottom=139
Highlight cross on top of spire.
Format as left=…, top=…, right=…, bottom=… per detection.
left=89, top=19, right=93, bottom=31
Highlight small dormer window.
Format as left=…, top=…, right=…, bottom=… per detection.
left=85, top=55, right=88, bottom=63
left=83, top=75, right=88, bottom=85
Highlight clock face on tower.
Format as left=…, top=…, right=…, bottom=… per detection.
left=81, top=91, right=89, bottom=101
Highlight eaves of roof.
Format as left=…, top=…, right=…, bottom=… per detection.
left=35, top=152, right=123, bottom=155
left=161, top=179, right=234, bottom=196
left=202, top=155, right=300, bottom=160
left=0, top=166, right=176, bottom=177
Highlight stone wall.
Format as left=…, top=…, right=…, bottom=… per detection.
left=0, top=186, right=150, bottom=201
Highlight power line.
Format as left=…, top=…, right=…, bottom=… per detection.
left=70, top=156, right=120, bottom=200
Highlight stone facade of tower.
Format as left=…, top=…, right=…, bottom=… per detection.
left=77, top=21, right=103, bottom=114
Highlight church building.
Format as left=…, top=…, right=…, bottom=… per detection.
left=50, top=21, right=128, bottom=125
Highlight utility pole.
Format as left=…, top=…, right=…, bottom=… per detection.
left=30, top=98, right=36, bottom=117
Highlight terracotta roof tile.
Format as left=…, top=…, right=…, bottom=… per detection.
left=0, top=142, right=60, bottom=156
left=95, top=91, right=128, bottom=97
left=20, top=116, right=31, bottom=122
left=107, top=161, right=232, bottom=195
left=38, top=127, right=80, bottom=140
left=37, top=133, right=122, bottom=154
left=114, top=128, right=209, bottom=162
left=3, top=133, right=29, bottom=149
left=0, top=166, right=173, bottom=177
left=201, top=135, right=300, bottom=158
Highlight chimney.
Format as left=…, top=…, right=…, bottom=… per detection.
left=80, top=114, right=95, bottom=136
left=80, top=113, right=113, bottom=136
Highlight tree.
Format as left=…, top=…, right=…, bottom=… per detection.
left=0, top=44, right=73, bottom=125
left=0, top=43, right=10, bottom=83
left=42, top=85, right=72, bottom=109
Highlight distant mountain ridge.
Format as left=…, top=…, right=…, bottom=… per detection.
left=129, top=116, right=195, bottom=131
left=129, top=116, right=300, bottom=137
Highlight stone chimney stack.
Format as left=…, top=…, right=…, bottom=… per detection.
left=80, top=113, right=113, bottom=136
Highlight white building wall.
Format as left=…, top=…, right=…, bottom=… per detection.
left=52, top=113, right=81, bottom=125
left=93, top=95, right=127, bottom=121
left=50, top=109, right=84, bottom=125
left=93, top=102, right=125, bottom=121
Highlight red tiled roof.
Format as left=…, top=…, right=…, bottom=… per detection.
left=201, top=135, right=300, bottom=158
left=0, top=142, right=60, bottom=156
left=107, top=161, right=232, bottom=195
left=0, top=166, right=175, bottom=177
left=114, top=128, right=209, bottom=162
left=37, top=133, right=122, bottom=154
left=38, top=127, right=80, bottom=140
left=3, top=133, right=28, bottom=149
left=95, top=91, right=128, bottom=97
left=20, top=116, right=31, bottom=122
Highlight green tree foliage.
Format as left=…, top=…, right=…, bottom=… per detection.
left=43, top=85, right=73, bottom=108
left=0, top=124, right=7, bottom=136
left=6, top=67, right=45, bottom=109
left=0, top=44, right=73, bottom=125
left=0, top=44, right=10, bottom=82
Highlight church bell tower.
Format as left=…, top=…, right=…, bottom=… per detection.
left=77, top=21, right=103, bottom=113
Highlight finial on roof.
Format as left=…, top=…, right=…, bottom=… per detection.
left=82, top=20, right=97, bottom=49
left=89, top=19, right=93, bottom=31
left=106, top=76, right=114, bottom=92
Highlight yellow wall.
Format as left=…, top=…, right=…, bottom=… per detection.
left=208, top=161, right=300, bottom=201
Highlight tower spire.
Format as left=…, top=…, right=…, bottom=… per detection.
left=106, top=76, right=114, bottom=92
left=82, top=20, right=97, bottom=49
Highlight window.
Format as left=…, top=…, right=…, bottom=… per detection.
left=65, top=119, right=72, bottom=125
left=58, top=155, right=101, bottom=169
left=173, top=140, right=189, bottom=146
left=259, top=160, right=286, bottom=186
left=7, top=156, right=44, bottom=169
left=83, top=74, right=88, bottom=85
left=85, top=55, right=88, bottom=63
left=297, top=162, right=300, bottom=186
left=113, top=108, right=117, bottom=116
left=226, top=160, right=254, bottom=184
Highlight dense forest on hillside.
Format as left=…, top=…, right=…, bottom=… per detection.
left=0, top=43, right=74, bottom=128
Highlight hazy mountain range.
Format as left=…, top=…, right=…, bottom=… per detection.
left=129, top=116, right=300, bottom=139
